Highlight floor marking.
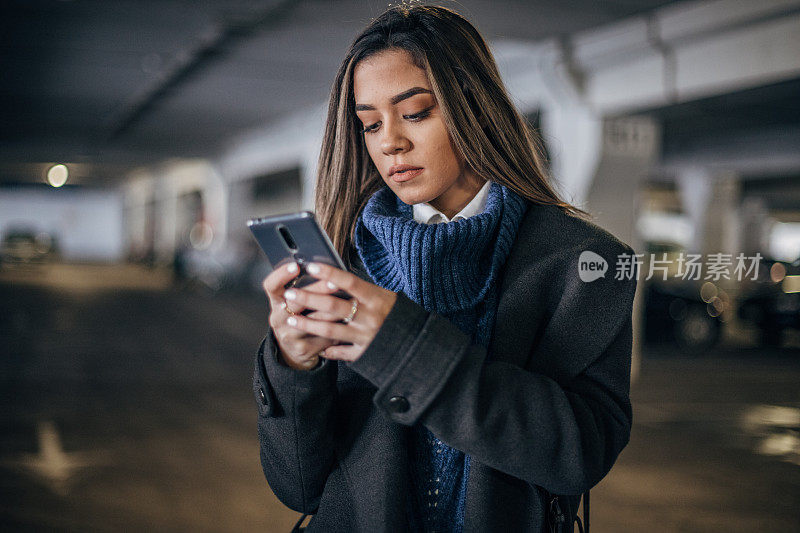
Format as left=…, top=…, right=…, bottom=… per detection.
left=0, top=420, right=111, bottom=495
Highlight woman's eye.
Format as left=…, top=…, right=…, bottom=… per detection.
left=360, top=107, right=432, bottom=134
left=362, top=122, right=379, bottom=134
left=404, top=109, right=431, bottom=122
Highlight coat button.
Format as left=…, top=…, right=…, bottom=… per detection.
left=387, top=395, right=410, bottom=413
left=259, top=387, right=268, bottom=405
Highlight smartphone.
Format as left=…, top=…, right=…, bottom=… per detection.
left=247, top=211, right=351, bottom=301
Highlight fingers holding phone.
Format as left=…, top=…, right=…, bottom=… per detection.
left=250, top=211, right=352, bottom=370
left=263, top=261, right=338, bottom=371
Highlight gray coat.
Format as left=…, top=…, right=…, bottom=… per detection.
left=253, top=202, right=639, bottom=532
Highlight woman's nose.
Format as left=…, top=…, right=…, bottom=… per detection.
left=380, top=122, right=411, bottom=155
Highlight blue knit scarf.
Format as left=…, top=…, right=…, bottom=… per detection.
left=354, top=181, right=528, bottom=532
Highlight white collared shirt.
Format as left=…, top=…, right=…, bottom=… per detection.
left=412, top=180, right=491, bottom=224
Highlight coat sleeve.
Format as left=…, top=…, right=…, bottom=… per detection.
left=346, top=241, right=638, bottom=495
left=253, top=327, right=338, bottom=513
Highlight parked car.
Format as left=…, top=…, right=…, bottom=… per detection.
left=737, top=256, right=800, bottom=346
left=644, top=279, right=726, bottom=353
left=0, top=228, right=59, bottom=265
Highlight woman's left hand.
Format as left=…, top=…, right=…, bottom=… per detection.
left=283, top=262, right=397, bottom=363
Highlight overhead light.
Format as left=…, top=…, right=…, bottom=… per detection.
left=47, top=164, right=69, bottom=187
left=770, top=262, right=786, bottom=283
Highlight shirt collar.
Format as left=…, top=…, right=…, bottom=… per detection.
left=412, top=180, right=491, bottom=225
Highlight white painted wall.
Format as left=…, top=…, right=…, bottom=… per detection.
left=0, top=187, right=124, bottom=261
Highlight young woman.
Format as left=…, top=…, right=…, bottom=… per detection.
left=255, top=4, right=638, bottom=532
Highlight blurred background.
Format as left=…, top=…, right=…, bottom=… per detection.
left=1, top=0, right=799, bottom=531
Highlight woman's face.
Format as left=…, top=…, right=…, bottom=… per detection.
left=353, top=48, right=484, bottom=217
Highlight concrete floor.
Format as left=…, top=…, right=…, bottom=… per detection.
left=1, top=263, right=798, bottom=532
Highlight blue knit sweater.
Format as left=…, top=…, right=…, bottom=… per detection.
left=354, top=181, right=528, bottom=532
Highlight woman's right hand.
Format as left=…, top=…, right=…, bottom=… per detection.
left=263, top=261, right=339, bottom=371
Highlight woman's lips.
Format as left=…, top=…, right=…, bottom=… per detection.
left=391, top=168, right=423, bottom=182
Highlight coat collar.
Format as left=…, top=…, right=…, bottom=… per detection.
left=486, top=200, right=549, bottom=369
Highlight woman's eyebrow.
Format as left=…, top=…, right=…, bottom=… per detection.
left=355, top=87, right=432, bottom=111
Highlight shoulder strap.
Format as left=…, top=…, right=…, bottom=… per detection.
left=545, top=490, right=590, bottom=533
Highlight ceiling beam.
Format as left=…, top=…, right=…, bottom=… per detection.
left=106, top=0, right=300, bottom=142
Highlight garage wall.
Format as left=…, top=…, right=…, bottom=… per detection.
left=0, top=186, right=124, bottom=262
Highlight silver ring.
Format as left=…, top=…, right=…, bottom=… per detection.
left=342, top=298, right=359, bottom=324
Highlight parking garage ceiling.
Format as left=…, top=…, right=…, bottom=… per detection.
left=1, top=0, right=686, bottom=186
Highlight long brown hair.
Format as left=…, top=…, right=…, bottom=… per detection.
left=314, top=2, right=588, bottom=262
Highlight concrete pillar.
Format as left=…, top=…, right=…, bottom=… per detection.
left=539, top=104, right=603, bottom=206
left=676, top=168, right=713, bottom=254
left=702, top=174, right=741, bottom=256
left=676, top=169, right=741, bottom=256
left=675, top=170, right=742, bottom=261
left=676, top=169, right=744, bottom=336
left=585, top=115, right=661, bottom=383
left=740, top=196, right=771, bottom=256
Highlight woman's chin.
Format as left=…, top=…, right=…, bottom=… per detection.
left=385, top=179, right=441, bottom=207
left=397, top=193, right=428, bottom=207
left=387, top=184, right=422, bottom=206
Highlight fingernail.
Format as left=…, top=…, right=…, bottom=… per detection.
left=327, top=281, right=337, bottom=290
left=307, top=263, right=320, bottom=275
left=287, top=262, right=299, bottom=273
left=284, top=289, right=297, bottom=300
left=286, top=316, right=297, bottom=326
